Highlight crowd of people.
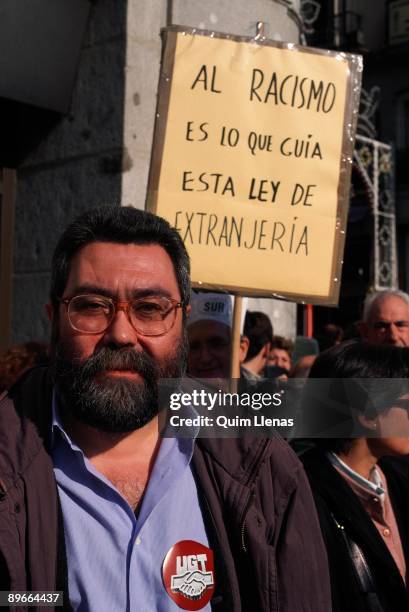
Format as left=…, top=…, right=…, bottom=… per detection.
left=1, top=205, right=409, bottom=611
left=184, top=287, right=409, bottom=383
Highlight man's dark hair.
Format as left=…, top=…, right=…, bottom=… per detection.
left=50, top=206, right=190, bottom=309
left=316, top=323, right=344, bottom=352
left=301, top=341, right=409, bottom=454
left=243, top=311, right=273, bottom=361
left=271, top=335, right=293, bottom=355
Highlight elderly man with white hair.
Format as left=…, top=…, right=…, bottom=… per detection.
left=359, top=289, right=409, bottom=347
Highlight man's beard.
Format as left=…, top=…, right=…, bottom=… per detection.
left=53, top=338, right=187, bottom=433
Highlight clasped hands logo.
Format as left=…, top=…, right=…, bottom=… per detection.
left=162, top=540, right=215, bottom=610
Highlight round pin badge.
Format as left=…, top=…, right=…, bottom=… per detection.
left=162, top=540, right=215, bottom=610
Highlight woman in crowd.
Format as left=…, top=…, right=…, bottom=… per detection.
left=296, top=342, right=409, bottom=612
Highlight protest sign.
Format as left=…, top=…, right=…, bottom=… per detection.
left=147, top=26, right=362, bottom=305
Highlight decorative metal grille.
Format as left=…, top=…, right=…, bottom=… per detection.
left=357, top=87, right=380, bottom=140
left=273, top=0, right=321, bottom=38
left=354, top=135, right=397, bottom=290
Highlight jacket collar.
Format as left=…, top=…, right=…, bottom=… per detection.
left=0, top=366, right=54, bottom=487
left=2, top=366, right=274, bottom=489
left=196, top=435, right=274, bottom=486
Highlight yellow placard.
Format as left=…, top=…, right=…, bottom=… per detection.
left=147, top=28, right=362, bottom=305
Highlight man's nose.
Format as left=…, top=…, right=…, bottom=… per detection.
left=388, top=324, right=401, bottom=345
left=102, top=309, right=140, bottom=347
left=198, top=343, right=216, bottom=363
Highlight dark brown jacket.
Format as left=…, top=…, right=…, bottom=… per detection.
left=0, top=367, right=331, bottom=611
left=300, top=447, right=409, bottom=612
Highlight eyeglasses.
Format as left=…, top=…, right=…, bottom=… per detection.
left=59, top=294, right=183, bottom=336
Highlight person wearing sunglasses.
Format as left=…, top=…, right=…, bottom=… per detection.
left=296, top=341, right=409, bottom=612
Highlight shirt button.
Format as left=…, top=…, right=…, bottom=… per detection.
left=383, top=529, right=390, bottom=537
left=135, top=536, right=142, bottom=546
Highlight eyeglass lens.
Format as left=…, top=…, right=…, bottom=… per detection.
left=68, top=295, right=177, bottom=335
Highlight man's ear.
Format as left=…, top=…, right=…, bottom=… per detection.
left=262, top=342, right=272, bottom=358
left=357, top=412, right=378, bottom=432
left=45, top=303, right=54, bottom=322
left=239, top=335, right=249, bottom=364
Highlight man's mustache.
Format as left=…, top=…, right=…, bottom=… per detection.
left=67, top=347, right=157, bottom=380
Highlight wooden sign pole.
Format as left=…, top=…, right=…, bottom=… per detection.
left=230, top=295, right=243, bottom=379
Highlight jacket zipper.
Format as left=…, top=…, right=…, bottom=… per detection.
left=240, top=492, right=255, bottom=553
left=240, top=439, right=271, bottom=553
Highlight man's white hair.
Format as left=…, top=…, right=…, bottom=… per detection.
left=363, top=290, right=409, bottom=322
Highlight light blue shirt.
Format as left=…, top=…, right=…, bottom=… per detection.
left=51, top=399, right=211, bottom=612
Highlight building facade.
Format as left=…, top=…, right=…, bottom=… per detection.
left=1, top=0, right=307, bottom=348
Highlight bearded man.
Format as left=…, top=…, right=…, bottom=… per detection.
left=0, top=206, right=330, bottom=611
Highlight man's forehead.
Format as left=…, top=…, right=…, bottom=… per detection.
left=370, top=296, right=409, bottom=320
left=65, top=241, right=180, bottom=294
left=271, top=348, right=289, bottom=356
left=72, top=241, right=172, bottom=266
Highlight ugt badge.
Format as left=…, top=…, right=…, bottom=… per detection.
left=162, top=540, right=215, bottom=610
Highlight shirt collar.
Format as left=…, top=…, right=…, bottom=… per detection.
left=51, top=387, right=198, bottom=457
left=328, top=452, right=385, bottom=498
left=51, top=389, right=68, bottom=447
left=241, top=366, right=262, bottom=382
left=51, top=390, right=199, bottom=530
